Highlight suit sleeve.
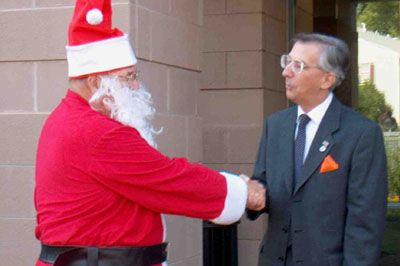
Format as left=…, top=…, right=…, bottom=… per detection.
left=246, top=119, right=269, bottom=220
left=343, top=124, right=388, bottom=266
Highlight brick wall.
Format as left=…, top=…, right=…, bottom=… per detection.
left=201, top=0, right=289, bottom=265
left=0, top=1, right=205, bottom=265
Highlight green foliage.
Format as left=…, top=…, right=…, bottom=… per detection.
left=357, top=80, right=392, bottom=122
left=357, top=2, right=400, bottom=37
left=385, top=144, right=400, bottom=196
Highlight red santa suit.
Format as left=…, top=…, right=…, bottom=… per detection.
left=34, top=90, right=247, bottom=265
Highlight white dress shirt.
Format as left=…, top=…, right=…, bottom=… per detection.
left=295, top=93, right=333, bottom=162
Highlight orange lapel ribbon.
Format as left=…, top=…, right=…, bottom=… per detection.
left=320, top=155, right=339, bottom=173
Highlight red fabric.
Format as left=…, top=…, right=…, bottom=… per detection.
left=68, top=0, right=124, bottom=46
left=35, top=90, right=227, bottom=264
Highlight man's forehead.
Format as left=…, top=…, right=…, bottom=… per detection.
left=290, top=42, right=322, bottom=61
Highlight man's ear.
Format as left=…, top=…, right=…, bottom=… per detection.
left=321, top=72, right=336, bottom=91
left=86, top=75, right=101, bottom=94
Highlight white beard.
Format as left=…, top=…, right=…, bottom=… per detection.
left=89, top=76, right=160, bottom=147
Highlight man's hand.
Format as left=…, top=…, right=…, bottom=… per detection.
left=241, top=174, right=266, bottom=211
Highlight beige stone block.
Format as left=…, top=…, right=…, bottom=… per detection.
left=0, top=0, right=32, bottom=9
left=0, top=4, right=131, bottom=61
left=165, top=215, right=187, bottom=261
left=204, top=0, right=225, bottom=15
left=263, top=89, right=287, bottom=116
left=205, top=163, right=254, bottom=177
left=137, top=60, right=169, bottom=113
left=296, top=7, right=314, bottom=33
left=37, top=60, right=69, bottom=112
left=0, top=8, right=71, bottom=61
left=199, top=90, right=264, bottom=125
left=35, top=0, right=127, bottom=7
left=238, top=215, right=267, bottom=239
left=154, top=114, right=187, bottom=158
left=169, top=256, right=202, bottom=266
left=168, top=68, right=198, bottom=115
left=0, top=62, right=34, bottom=112
left=128, top=3, right=138, bottom=52
left=137, top=0, right=170, bottom=14
left=228, top=126, right=262, bottom=163
left=170, top=0, right=201, bottom=25
left=201, top=52, right=226, bottom=89
left=0, top=114, right=47, bottom=165
left=263, top=0, right=286, bottom=21
left=227, top=0, right=262, bottom=13
left=0, top=218, right=40, bottom=266
left=238, top=239, right=262, bottom=266
left=227, top=51, right=262, bottom=88
left=183, top=218, right=202, bottom=257
left=297, top=0, right=313, bottom=14
left=204, top=14, right=262, bottom=52
left=187, top=116, right=203, bottom=162
left=35, top=0, right=75, bottom=7
left=277, top=70, right=286, bottom=92
left=152, top=13, right=201, bottom=70
left=0, top=167, right=35, bottom=218
left=203, top=126, right=228, bottom=164
left=264, top=16, right=286, bottom=55
left=263, top=52, right=284, bottom=91
left=165, top=215, right=202, bottom=262
left=137, top=7, right=151, bottom=60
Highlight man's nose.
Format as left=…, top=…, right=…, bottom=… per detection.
left=282, top=64, right=293, bottom=78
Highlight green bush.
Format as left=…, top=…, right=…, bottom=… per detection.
left=385, top=141, right=400, bottom=196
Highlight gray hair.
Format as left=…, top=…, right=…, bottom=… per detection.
left=292, top=33, right=350, bottom=88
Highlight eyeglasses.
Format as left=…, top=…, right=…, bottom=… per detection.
left=115, top=71, right=140, bottom=83
left=280, top=54, right=323, bottom=74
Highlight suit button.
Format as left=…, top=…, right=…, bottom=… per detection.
left=278, top=256, right=284, bottom=261
left=282, top=226, right=288, bottom=233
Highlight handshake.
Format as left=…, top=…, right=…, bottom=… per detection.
left=241, top=175, right=266, bottom=211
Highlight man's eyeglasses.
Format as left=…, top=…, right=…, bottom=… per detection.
left=280, top=54, right=323, bottom=74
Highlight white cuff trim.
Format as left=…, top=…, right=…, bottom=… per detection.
left=211, top=171, right=247, bottom=225
left=67, top=34, right=137, bottom=78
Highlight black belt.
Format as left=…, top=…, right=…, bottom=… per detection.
left=39, top=242, right=168, bottom=266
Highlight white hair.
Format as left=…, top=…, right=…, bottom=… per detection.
left=89, top=76, right=161, bottom=147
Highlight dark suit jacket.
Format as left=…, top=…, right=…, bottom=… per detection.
left=247, top=97, right=388, bottom=266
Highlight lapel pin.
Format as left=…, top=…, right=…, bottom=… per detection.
left=319, top=140, right=329, bottom=152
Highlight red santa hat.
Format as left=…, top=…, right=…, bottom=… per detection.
left=66, top=0, right=137, bottom=78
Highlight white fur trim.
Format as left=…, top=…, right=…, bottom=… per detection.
left=66, top=35, right=137, bottom=78
left=210, top=172, right=247, bottom=225
left=86, top=8, right=103, bottom=25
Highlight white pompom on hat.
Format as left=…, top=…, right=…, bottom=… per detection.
left=66, top=0, right=137, bottom=78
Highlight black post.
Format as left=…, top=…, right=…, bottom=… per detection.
left=203, top=221, right=238, bottom=266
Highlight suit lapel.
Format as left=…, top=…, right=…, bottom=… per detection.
left=278, top=108, right=297, bottom=194
left=293, top=97, right=342, bottom=195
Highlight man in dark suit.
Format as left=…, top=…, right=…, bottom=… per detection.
left=247, top=33, right=388, bottom=266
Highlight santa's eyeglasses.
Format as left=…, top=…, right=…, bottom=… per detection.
left=115, top=71, right=140, bottom=83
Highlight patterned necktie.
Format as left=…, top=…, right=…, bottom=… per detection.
left=294, top=114, right=310, bottom=183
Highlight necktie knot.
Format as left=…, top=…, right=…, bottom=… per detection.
left=298, top=114, right=310, bottom=129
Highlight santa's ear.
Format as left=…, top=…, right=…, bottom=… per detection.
left=87, top=75, right=101, bottom=94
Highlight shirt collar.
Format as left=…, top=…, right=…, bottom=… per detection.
left=297, top=92, right=333, bottom=125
